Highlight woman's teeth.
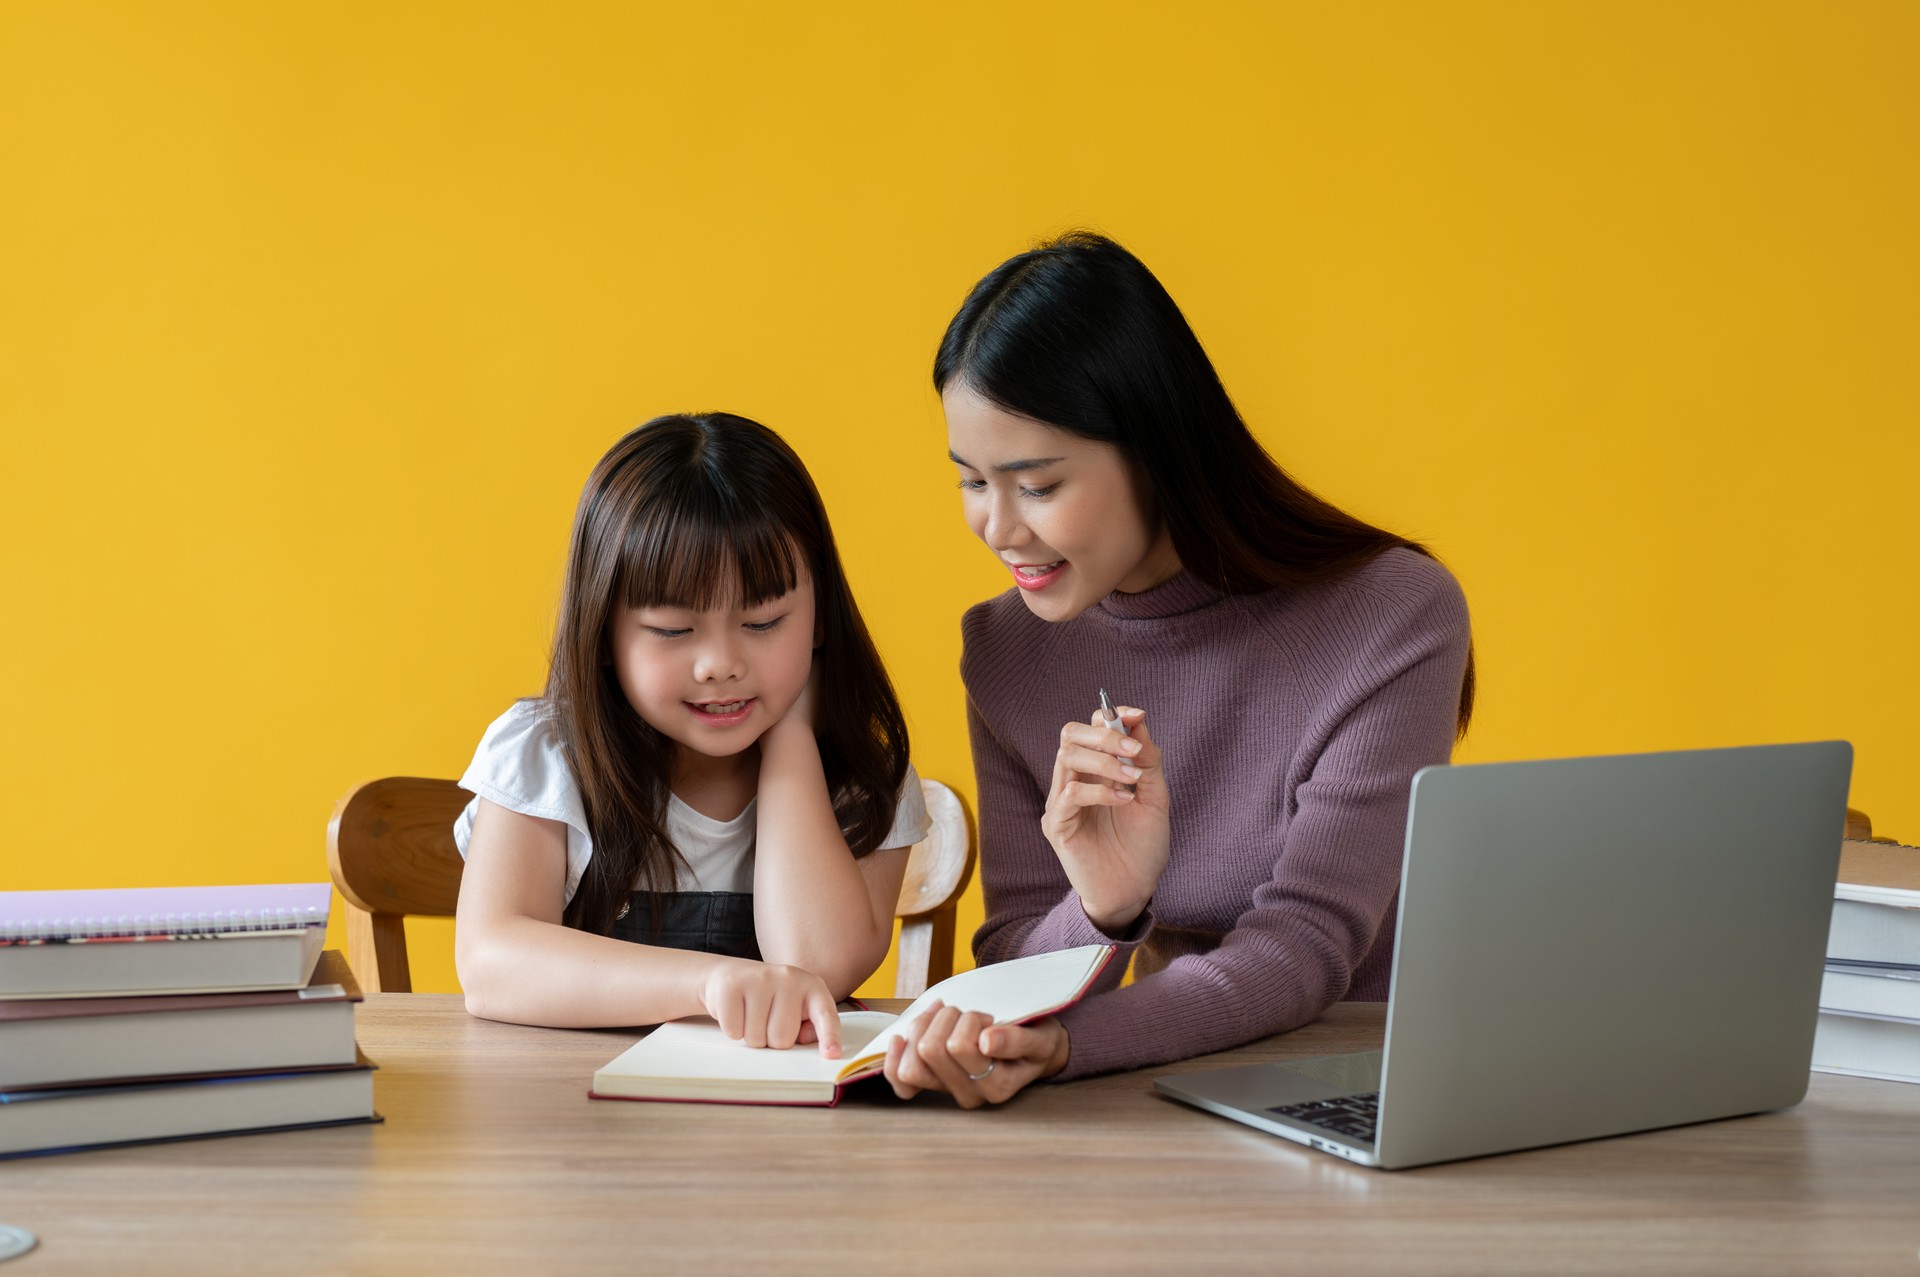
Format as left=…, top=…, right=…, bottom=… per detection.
left=1017, top=562, right=1064, bottom=577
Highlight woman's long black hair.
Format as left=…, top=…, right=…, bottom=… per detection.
left=547, top=413, right=912, bottom=935
left=934, top=231, right=1474, bottom=735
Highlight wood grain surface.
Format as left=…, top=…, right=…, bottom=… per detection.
left=5, top=997, right=1919, bottom=1275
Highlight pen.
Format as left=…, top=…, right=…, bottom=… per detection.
left=1099, top=688, right=1135, bottom=796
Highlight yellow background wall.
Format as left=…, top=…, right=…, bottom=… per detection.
left=3, top=2, right=1914, bottom=999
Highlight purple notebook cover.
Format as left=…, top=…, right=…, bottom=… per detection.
left=0, top=883, right=331, bottom=940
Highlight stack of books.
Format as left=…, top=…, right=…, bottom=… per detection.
left=1814, top=839, right=1920, bottom=1085
left=0, top=883, right=379, bottom=1158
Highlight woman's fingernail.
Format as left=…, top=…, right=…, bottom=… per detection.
left=1120, top=764, right=1142, bottom=779
left=1122, top=740, right=1142, bottom=755
left=1117, top=789, right=1136, bottom=800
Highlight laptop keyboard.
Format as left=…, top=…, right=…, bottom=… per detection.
left=1267, top=1092, right=1379, bottom=1143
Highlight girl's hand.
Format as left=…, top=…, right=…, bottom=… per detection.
left=698, top=960, right=842, bottom=1058
left=772, top=658, right=825, bottom=737
left=881, top=1001, right=1069, bottom=1108
left=1042, top=705, right=1170, bottom=931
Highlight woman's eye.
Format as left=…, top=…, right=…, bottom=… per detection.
left=1019, top=484, right=1059, bottom=499
left=956, top=478, right=986, bottom=492
left=646, top=627, right=691, bottom=639
left=744, top=617, right=785, bottom=633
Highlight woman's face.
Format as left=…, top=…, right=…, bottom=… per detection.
left=944, top=382, right=1181, bottom=622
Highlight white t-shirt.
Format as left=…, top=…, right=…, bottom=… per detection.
left=452, top=699, right=932, bottom=907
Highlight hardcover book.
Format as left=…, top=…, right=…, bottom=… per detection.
left=0, top=949, right=362, bottom=1090
left=592, top=944, right=1115, bottom=1106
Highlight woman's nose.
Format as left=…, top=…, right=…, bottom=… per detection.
left=982, top=491, right=1029, bottom=552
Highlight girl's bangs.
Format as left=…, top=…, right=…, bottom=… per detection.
left=616, top=499, right=803, bottom=615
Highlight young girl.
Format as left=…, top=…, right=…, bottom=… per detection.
left=454, top=413, right=929, bottom=1056
left=884, top=232, right=1473, bottom=1105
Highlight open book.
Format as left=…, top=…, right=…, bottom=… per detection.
left=591, top=944, right=1116, bottom=1106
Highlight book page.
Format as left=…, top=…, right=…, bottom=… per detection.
left=850, top=945, right=1113, bottom=1068
left=597, top=1011, right=896, bottom=1088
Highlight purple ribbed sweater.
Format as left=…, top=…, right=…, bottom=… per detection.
left=963, top=547, right=1472, bottom=1080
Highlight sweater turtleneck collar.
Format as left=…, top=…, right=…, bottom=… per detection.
left=1092, top=569, right=1228, bottom=621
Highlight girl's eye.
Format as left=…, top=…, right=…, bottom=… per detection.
left=1019, top=484, right=1059, bottom=499
left=646, top=627, right=691, bottom=639
left=744, top=617, right=785, bottom=633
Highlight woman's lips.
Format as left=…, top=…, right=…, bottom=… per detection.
left=686, top=697, right=757, bottom=727
left=1009, top=560, right=1067, bottom=591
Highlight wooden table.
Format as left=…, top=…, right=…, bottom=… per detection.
left=7, top=996, right=1920, bottom=1275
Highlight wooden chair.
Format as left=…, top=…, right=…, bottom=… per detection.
left=326, top=775, right=976, bottom=998
left=1847, top=807, right=1910, bottom=846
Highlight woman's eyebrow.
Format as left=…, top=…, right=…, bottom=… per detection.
left=947, top=449, right=1066, bottom=474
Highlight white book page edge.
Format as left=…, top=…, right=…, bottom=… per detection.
left=597, top=1011, right=896, bottom=1088
left=1834, top=884, right=1920, bottom=909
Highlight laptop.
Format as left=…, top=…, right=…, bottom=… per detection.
left=1154, top=741, right=1852, bottom=1169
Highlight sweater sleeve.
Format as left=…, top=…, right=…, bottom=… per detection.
left=962, top=606, right=1152, bottom=1000
left=1051, top=573, right=1471, bottom=1079
left=966, top=697, right=1153, bottom=996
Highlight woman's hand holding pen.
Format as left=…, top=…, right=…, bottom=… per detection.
left=1042, top=704, right=1170, bottom=932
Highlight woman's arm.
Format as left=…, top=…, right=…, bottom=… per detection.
left=897, top=571, right=1470, bottom=1097
left=1047, top=599, right=1470, bottom=1079
left=968, top=697, right=1156, bottom=975
left=455, top=798, right=841, bottom=1052
left=751, top=715, right=907, bottom=999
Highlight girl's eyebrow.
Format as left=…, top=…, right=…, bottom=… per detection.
left=947, top=449, right=1066, bottom=474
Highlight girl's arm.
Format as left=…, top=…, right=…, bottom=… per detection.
left=455, top=798, right=840, bottom=1053
left=751, top=714, right=909, bottom=1000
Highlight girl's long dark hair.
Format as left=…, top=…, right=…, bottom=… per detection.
left=548, top=413, right=912, bottom=935
left=934, top=231, right=1474, bottom=736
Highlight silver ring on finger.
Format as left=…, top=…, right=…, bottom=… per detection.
left=967, top=1061, right=996, bottom=1081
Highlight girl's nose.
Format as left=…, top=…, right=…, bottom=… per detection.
left=692, top=637, right=747, bottom=683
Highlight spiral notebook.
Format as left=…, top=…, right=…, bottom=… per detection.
left=0, top=884, right=331, bottom=999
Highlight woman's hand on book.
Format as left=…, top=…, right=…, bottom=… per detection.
left=698, top=960, right=842, bottom=1058
left=1042, top=706, right=1170, bottom=931
left=881, top=1001, right=1069, bottom=1108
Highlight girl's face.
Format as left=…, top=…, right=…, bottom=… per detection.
left=611, top=573, right=817, bottom=759
left=944, top=382, right=1181, bottom=622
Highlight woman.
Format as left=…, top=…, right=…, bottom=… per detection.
left=880, top=232, right=1474, bottom=1106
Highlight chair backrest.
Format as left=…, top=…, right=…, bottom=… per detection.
left=893, top=779, right=977, bottom=996
left=327, top=775, right=976, bottom=997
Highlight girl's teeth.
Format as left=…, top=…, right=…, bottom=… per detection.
left=699, top=701, right=746, bottom=714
